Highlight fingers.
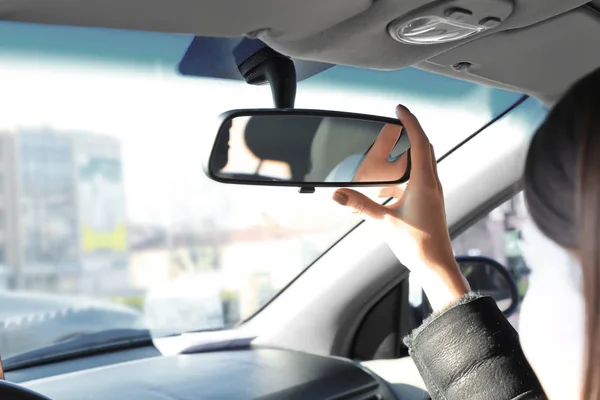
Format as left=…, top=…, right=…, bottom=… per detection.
left=430, top=145, right=446, bottom=215
left=378, top=186, right=396, bottom=198
left=333, top=189, right=389, bottom=220
left=430, top=145, right=442, bottom=192
left=378, top=185, right=406, bottom=200
left=395, top=105, right=435, bottom=184
left=369, top=123, right=402, bottom=159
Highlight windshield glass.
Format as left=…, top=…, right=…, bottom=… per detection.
left=0, top=22, right=524, bottom=359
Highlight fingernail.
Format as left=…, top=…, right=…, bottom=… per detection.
left=397, top=104, right=411, bottom=113
left=333, top=191, right=348, bottom=206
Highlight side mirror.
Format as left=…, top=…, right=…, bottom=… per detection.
left=456, top=255, right=520, bottom=318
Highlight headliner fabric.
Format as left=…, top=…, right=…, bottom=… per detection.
left=0, top=0, right=588, bottom=71
left=0, top=0, right=371, bottom=41
left=427, top=7, right=600, bottom=105
left=260, top=0, right=591, bottom=103
left=0, top=0, right=594, bottom=102
left=261, top=0, right=588, bottom=69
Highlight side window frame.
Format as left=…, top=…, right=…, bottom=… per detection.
left=350, top=186, right=522, bottom=361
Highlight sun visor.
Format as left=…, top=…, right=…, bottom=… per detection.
left=178, top=37, right=333, bottom=81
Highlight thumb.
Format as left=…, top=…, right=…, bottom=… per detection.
left=333, top=189, right=389, bottom=219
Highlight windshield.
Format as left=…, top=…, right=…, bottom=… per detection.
left=0, top=22, right=524, bottom=360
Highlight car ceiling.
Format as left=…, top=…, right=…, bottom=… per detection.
left=3, top=0, right=599, bottom=104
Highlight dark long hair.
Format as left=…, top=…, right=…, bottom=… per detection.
left=524, top=66, right=600, bottom=399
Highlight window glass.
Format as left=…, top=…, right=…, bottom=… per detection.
left=452, top=192, right=530, bottom=328
left=408, top=98, right=548, bottom=331
left=0, top=22, right=527, bottom=359
left=300, top=66, right=523, bottom=155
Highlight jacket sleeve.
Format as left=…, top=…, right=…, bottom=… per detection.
left=404, top=295, right=546, bottom=400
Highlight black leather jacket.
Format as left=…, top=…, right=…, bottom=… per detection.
left=404, top=295, right=547, bottom=400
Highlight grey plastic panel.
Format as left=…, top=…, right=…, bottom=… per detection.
left=0, top=0, right=371, bottom=41
left=261, top=0, right=591, bottom=103
left=362, top=358, right=430, bottom=400
left=21, top=348, right=394, bottom=400
left=6, top=345, right=161, bottom=384
left=0, top=0, right=592, bottom=103
left=0, top=0, right=587, bottom=71
left=426, top=7, right=600, bottom=103
left=264, top=0, right=587, bottom=69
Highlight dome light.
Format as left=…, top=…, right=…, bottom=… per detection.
left=388, top=15, right=485, bottom=45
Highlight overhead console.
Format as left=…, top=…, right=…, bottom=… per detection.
left=261, top=0, right=595, bottom=103
left=4, top=0, right=590, bottom=74
left=418, top=6, right=600, bottom=104
left=4, top=0, right=596, bottom=102
left=385, top=0, right=515, bottom=46
left=262, top=0, right=588, bottom=69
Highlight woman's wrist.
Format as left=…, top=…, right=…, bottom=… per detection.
left=415, top=264, right=470, bottom=312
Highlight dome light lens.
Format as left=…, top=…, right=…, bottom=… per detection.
left=389, top=16, right=485, bottom=45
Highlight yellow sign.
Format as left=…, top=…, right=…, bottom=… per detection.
left=82, top=223, right=127, bottom=252
left=78, top=155, right=127, bottom=253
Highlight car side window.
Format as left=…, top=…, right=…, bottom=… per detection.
left=451, top=192, right=529, bottom=328
left=354, top=192, right=531, bottom=361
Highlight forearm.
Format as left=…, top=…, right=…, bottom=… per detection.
left=411, top=260, right=471, bottom=311
left=405, top=295, right=546, bottom=400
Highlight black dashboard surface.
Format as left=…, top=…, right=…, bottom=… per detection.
left=21, top=347, right=394, bottom=400
left=8, top=345, right=161, bottom=384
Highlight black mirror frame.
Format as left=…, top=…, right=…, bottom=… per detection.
left=455, top=255, right=520, bottom=318
left=203, top=108, right=411, bottom=190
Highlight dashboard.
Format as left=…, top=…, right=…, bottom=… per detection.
left=10, top=346, right=418, bottom=400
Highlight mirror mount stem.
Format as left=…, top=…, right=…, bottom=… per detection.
left=237, top=47, right=297, bottom=108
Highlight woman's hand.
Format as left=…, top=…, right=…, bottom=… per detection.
left=332, top=105, right=469, bottom=311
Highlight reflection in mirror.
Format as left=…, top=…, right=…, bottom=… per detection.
left=210, top=113, right=410, bottom=185
left=457, top=256, right=519, bottom=317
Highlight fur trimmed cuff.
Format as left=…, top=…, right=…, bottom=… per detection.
left=403, top=292, right=483, bottom=349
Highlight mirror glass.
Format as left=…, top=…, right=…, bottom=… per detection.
left=210, top=113, right=410, bottom=185
left=458, top=258, right=517, bottom=316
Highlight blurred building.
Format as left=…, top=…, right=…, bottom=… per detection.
left=452, top=193, right=528, bottom=271
left=0, top=128, right=128, bottom=294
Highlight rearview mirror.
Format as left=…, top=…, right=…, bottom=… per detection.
left=206, top=109, right=411, bottom=188
left=456, top=255, right=520, bottom=318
